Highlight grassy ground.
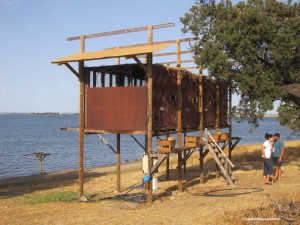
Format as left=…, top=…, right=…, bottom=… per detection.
left=0, top=140, right=299, bottom=225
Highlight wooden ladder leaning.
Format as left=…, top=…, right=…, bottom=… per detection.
left=204, top=129, right=235, bottom=186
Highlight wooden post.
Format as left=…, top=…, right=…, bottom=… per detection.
left=166, top=155, right=170, bottom=180
left=116, top=55, right=121, bottom=193
left=79, top=35, right=85, bottom=198
left=93, top=71, right=97, bottom=87
left=215, top=85, right=220, bottom=178
left=109, top=74, right=113, bottom=87
left=228, top=83, right=233, bottom=177
left=101, top=72, right=105, bottom=87
left=117, top=134, right=121, bottom=192
left=183, top=131, right=187, bottom=175
left=176, top=39, right=183, bottom=192
left=147, top=25, right=154, bottom=204
left=199, top=66, right=204, bottom=184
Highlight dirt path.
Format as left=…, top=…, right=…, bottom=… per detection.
left=1, top=141, right=299, bottom=225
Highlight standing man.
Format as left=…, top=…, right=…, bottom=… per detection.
left=273, top=133, right=285, bottom=181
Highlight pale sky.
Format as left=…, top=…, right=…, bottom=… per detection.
left=0, top=0, right=277, bottom=113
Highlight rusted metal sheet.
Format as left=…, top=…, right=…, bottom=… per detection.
left=152, top=65, right=177, bottom=131
left=203, top=77, right=216, bottom=128
left=86, top=87, right=147, bottom=131
left=182, top=74, right=200, bottom=129
left=219, top=82, right=228, bottom=127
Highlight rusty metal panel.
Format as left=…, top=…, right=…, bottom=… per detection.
left=182, top=74, right=200, bottom=129
left=86, top=87, right=147, bottom=131
left=152, top=65, right=177, bottom=131
left=219, top=82, right=228, bottom=127
left=203, top=77, right=216, bottom=128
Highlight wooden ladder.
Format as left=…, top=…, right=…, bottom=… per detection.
left=205, top=129, right=235, bottom=186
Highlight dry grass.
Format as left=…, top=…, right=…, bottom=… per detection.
left=0, top=140, right=299, bottom=225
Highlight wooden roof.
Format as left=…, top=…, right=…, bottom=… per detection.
left=52, top=43, right=172, bottom=64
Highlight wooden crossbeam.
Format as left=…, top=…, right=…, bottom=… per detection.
left=64, top=63, right=79, bottom=79
left=160, top=59, right=194, bottom=65
left=137, top=50, right=193, bottom=58
left=67, top=22, right=175, bottom=41
left=106, top=37, right=197, bottom=51
left=97, top=134, right=117, bottom=154
left=130, top=135, right=145, bottom=151
left=176, top=149, right=195, bottom=169
left=131, top=56, right=148, bottom=73
left=150, top=155, right=167, bottom=175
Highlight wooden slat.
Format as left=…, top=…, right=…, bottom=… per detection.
left=97, top=134, right=117, bottom=154
left=105, top=37, right=197, bottom=50
left=64, top=63, right=79, bottom=79
left=132, top=56, right=148, bottom=73
left=160, top=59, right=194, bottom=65
left=137, top=50, right=193, bottom=58
left=67, top=22, right=175, bottom=41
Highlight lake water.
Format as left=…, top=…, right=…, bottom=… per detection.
left=0, top=114, right=299, bottom=179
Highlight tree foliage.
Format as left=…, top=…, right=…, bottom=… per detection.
left=181, top=0, right=300, bottom=131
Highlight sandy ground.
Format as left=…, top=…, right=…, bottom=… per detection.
left=0, top=141, right=299, bottom=225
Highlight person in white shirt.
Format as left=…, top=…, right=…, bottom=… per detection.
left=262, top=133, right=274, bottom=184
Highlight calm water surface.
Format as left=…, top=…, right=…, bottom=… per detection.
left=0, top=115, right=299, bottom=179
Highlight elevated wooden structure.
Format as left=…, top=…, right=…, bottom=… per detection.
left=52, top=22, right=240, bottom=203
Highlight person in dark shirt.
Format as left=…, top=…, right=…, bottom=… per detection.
left=273, top=133, right=285, bottom=181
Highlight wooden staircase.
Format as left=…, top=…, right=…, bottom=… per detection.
left=204, top=130, right=235, bottom=186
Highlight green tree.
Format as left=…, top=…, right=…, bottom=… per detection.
left=181, top=0, right=300, bottom=131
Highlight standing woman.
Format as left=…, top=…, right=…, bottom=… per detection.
left=262, top=133, right=274, bottom=184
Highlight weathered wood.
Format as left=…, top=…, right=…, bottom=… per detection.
left=117, top=134, right=121, bottom=193
left=106, top=37, right=197, bottom=50
left=97, top=134, right=117, bottom=154
left=67, top=22, right=175, bottom=41
left=78, top=36, right=85, bottom=198
left=93, top=71, right=97, bottom=87
left=130, top=134, right=146, bottom=151
left=207, top=132, right=234, bottom=168
left=101, top=72, right=105, bottom=87
left=166, top=155, right=170, bottom=180
left=150, top=155, right=167, bottom=175
left=228, top=84, right=232, bottom=160
left=147, top=52, right=153, bottom=203
left=159, top=59, right=194, bottom=65
left=137, top=50, right=193, bottom=58
left=85, top=129, right=146, bottom=135
left=207, top=144, right=234, bottom=186
left=177, top=149, right=195, bottom=169
left=64, top=63, right=79, bottom=79
left=132, top=56, right=148, bottom=73
left=183, top=132, right=187, bottom=174
left=177, top=152, right=183, bottom=192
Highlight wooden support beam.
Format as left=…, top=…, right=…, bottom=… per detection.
left=147, top=52, right=153, bottom=203
left=150, top=155, right=167, bottom=175
left=67, top=22, right=175, bottom=41
left=177, top=152, right=183, bottom=192
left=137, top=50, right=193, bottom=58
left=132, top=56, right=148, bottom=73
left=93, top=71, right=97, bottom=87
left=64, top=63, right=79, bottom=79
left=166, top=155, right=170, bottom=180
left=177, top=149, right=194, bottom=169
left=101, top=72, right=105, bottom=87
left=130, top=135, right=146, bottom=151
left=97, top=134, right=117, bottom=154
left=106, top=37, right=197, bottom=50
left=117, top=134, right=121, bottom=193
left=228, top=84, right=233, bottom=160
left=78, top=35, right=85, bottom=199
left=109, top=74, right=113, bottom=87
left=215, top=84, right=221, bottom=178
left=199, top=70, right=204, bottom=184
left=159, top=59, right=194, bottom=65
